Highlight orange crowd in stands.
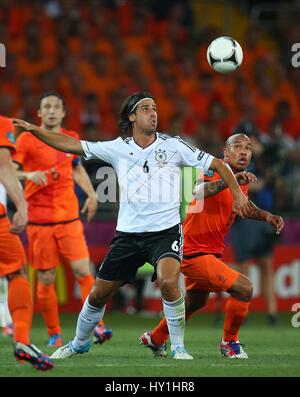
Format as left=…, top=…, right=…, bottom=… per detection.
left=0, top=0, right=299, bottom=145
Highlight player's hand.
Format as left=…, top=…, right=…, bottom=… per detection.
left=27, top=171, right=48, bottom=186
left=235, top=172, right=257, bottom=186
left=232, top=190, right=249, bottom=218
left=81, top=194, right=98, bottom=222
left=266, top=214, right=284, bottom=235
left=10, top=207, right=28, bottom=234
left=12, top=118, right=37, bottom=133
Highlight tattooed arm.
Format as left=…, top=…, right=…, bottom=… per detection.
left=194, top=179, right=227, bottom=199
left=194, top=172, right=256, bottom=199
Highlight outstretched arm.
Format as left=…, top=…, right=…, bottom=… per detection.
left=209, top=158, right=249, bottom=216
left=244, top=201, right=284, bottom=234
left=12, top=119, right=84, bottom=155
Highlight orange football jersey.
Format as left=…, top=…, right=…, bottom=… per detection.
left=0, top=116, right=16, bottom=216
left=183, top=170, right=249, bottom=256
left=13, top=128, right=80, bottom=224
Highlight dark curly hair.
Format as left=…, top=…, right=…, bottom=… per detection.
left=118, top=92, right=154, bottom=136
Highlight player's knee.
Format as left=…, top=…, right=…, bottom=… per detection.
left=73, top=266, right=90, bottom=278
left=229, top=276, right=253, bottom=302
left=240, top=279, right=253, bottom=301
left=71, top=259, right=90, bottom=278
left=37, top=270, right=55, bottom=285
left=159, top=277, right=179, bottom=299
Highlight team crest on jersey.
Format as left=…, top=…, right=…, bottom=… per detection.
left=155, top=149, right=167, bottom=165
left=6, top=131, right=15, bottom=144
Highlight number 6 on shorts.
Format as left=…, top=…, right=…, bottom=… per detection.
left=172, top=240, right=179, bottom=252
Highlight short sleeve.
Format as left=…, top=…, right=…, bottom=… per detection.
left=0, top=117, right=16, bottom=154
left=176, top=137, right=214, bottom=171
left=80, top=139, right=116, bottom=164
left=12, top=132, right=29, bottom=165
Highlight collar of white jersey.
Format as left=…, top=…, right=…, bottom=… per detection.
left=130, top=132, right=158, bottom=150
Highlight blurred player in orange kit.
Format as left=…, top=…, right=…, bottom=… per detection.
left=13, top=93, right=112, bottom=347
left=0, top=115, right=53, bottom=370
left=140, top=133, right=284, bottom=358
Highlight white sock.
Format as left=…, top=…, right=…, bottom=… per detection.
left=72, top=297, right=105, bottom=349
left=0, top=303, right=6, bottom=327
left=0, top=277, right=11, bottom=327
left=162, top=295, right=185, bottom=351
left=5, top=300, right=12, bottom=324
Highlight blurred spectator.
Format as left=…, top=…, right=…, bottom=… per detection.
left=231, top=216, right=279, bottom=326
left=80, top=92, right=101, bottom=129
left=230, top=122, right=286, bottom=325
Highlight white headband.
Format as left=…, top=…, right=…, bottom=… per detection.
left=130, top=97, right=153, bottom=113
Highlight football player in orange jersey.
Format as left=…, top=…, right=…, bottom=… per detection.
left=13, top=93, right=112, bottom=347
left=0, top=115, right=53, bottom=370
left=140, top=133, right=284, bottom=358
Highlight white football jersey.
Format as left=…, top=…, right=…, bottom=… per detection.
left=81, top=133, right=214, bottom=233
left=0, top=183, right=7, bottom=207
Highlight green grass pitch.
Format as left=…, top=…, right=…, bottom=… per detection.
left=0, top=312, right=299, bottom=377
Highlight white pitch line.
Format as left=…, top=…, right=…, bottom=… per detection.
left=211, top=363, right=291, bottom=367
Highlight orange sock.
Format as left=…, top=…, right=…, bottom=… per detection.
left=8, top=276, right=33, bottom=345
left=78, top=274, right=94, bottom=302
left=37, top=282, right=61, bottom=336
left=151, top=311, right=193, bottom=346
left=223, top=296, right=250, bottom=342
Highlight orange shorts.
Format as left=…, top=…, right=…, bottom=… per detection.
left=182, top=254, right=239, bottom=292
left=0, top=216, right=27, bottom=277
left=27, top=219, right=89, bottom=270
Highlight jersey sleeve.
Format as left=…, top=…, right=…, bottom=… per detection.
left=0, top=117, right=16, bottom=154
left=64, top=129, right=80, bottom=163
left=12, top=133, right=29, bottom=166
left=80, top=139, right=116, bottom=164
left=176, top=137, right=214, bottom=171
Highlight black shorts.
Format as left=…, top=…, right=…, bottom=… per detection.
left=231, top=218, right=277, bottom=262
left=96, top=224, right=183, bottom=283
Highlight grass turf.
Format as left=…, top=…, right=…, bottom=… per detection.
left=0, top=312, right=299, bottom=377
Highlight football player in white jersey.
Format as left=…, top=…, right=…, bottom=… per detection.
left=13, top=92, right=249, bottom=360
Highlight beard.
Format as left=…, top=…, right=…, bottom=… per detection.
left=141, top=123, right=157, bottom=136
